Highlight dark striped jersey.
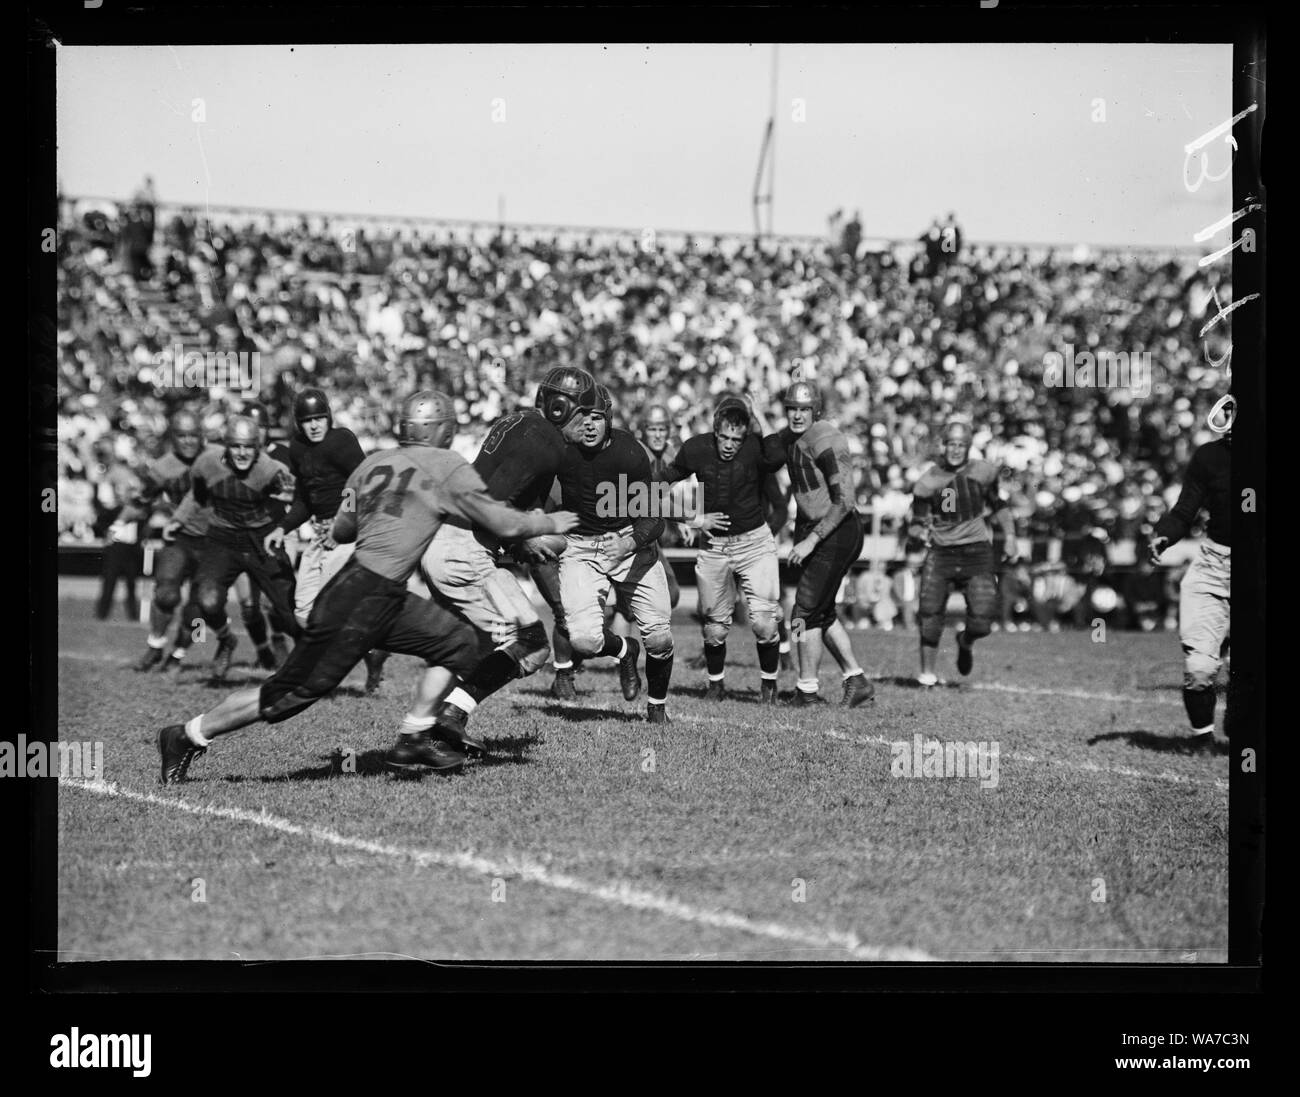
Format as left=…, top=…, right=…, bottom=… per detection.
left=331, top=445, right=556, bottom=582
left=135, top=447, right=211, bottom=536
left=911, top=458, right=1006, bottom=547
left=777, top=422, right=858, bottom=540
left=473, top=408, right=568, bottom=510
left=665, top=432, right=786, bottom=539
left=277, top=427, right=366, bottom=531
left=641, top=441, right=677, bottom=483
left=557, top=428, right=665, bottom=546
left=173, top=448, right=295, bottom=545
left=1154, top=438, right=1231, bottom=546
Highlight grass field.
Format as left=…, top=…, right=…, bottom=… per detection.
left=56, top=580, right=1228, bottom=963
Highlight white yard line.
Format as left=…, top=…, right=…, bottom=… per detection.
left=59, top=777, right=937, bottom=962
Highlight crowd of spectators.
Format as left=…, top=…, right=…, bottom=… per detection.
left=57, top=192, right=1233, bottom=628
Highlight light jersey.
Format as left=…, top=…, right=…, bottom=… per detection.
left=782, top=421, right=857, bottom=540
left=911, top=458, right=1006, bottom=547
left=333, top=445, right=555, bottom=583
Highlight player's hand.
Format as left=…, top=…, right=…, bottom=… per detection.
left=161, top=520, right=181, bottom=543
left=680, top=522, right=698, bottom=547
left=1147, top=535, right=1170, bottom=565
left=263, top=528, right=286, bottom=554
left=693, top=512, right=731, bottom=535
left=1002, top=549, right=1021, bottom=567
left=521, top=536, right=558, bottom=563
left=547, top=510, right=579, bottom=535
left=787, top=536, right=818, bottom=568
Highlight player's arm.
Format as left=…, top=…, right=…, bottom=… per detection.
left=762, top=470, right=792, bottom=534
left=165, top=468, right=208, bottom=539
left=758, top=431, right=788, bottom=474
left=626, top=445, right=666, bottom=550
left=116, top=465, right=161, bottom=524
left=270, top=457, right=313, bottom=550
left=1150, top=447, right=1209, bottom=560
left=985, top=469, right=1020, bottom=562
left=904, top=486, right=933, bottom=552
left=449, top=465, right=578, bottom=541
left=329, top=466, right=363, bottom=545
left=808, top=444, right=856, bottom=543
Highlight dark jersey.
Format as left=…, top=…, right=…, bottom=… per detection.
left=557, top=428, right=666, bottom=546
left=264, top=441, right=294, bottom=524
left=776, top=422, right=858, bottom=540
left=278, top=426, right=367, bottom=531
left=331, top=445, right=556, bottom=582
left=134, top=447, right=210, bottom=536
left=173, top=448, right=295, bottom=545
left=473, top=408, right=568, bottom=509
left=1154, top=438, right=1231, bottom=546
left=664, top=432, right=786, bottom=538
left=641, top=441, right=677, bottom=484
left=911, top=459, right=1006, bottom=547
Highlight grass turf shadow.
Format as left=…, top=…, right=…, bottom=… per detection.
left=1086, top=729, right=1229, bottom=756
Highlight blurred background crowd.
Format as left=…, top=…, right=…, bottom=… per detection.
left=57, top=185, right=1232, bottom=631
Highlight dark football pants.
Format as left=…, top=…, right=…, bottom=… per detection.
left=792, top=515, right=865, bottom=633
left=259, top=559, right=479, bottom=723
left=194, top=534, right=302, bottom=640
left=918, top=542, right=999, bottom=646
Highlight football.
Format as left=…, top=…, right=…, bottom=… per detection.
left=526, top=533, right=569, bottom=558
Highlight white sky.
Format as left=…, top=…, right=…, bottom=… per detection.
left=57, top=42, right=1232, bottom=246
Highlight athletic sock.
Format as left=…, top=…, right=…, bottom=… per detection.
left=797, top=677, right=819, bottom=694
left=756, top=640, right=780, bottom=675
left=646, top=650, right=674, bottom=699
left=598, top=631, right=626, bottom=659
left=461, top=652, right=519, bottom=704
left=399, top=713, right=436, bottom=736
left=1183, top=686, right=1216, bottom=731
left=146, top=634, right=167, bottom=649
left=704, top=642, right=726, bottom=677
left=184, top=716, right=210, bottom=747
left=843, top=668, right=864, bottom=681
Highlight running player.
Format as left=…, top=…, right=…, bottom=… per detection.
left=660, top=394, right=787, bottom=703
left=154, top=390, right=578, bottom=782
left=906, top=418, right=1019, bottom=687
left=773, top=380, right=874, bottom=707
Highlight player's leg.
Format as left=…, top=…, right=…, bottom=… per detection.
left=122, top=543, right=143, bottom=622
left=242, top=540, right=304, bottom=654
left=135, top=541, right=186, bottom=670
left=194, top=543, right=243, bottom=680
left=616, top=546, right=675, bottom=722
left=917, top=548, right=952, bottom=687
left=806, top=519, right=871, bottom=705
left=1179, top=543, right=1231, bottom=741
left=735, top=527, right=783, bottom=703
left=560, top=537, right=623, bottom=666
left=161, top=538, right=204, bottom=673
left=778, top=588, right=796, bottom=670
left=529, top=557, right=580, bottom=698
left=955, top=545, right=999, bottom=677
left=235, top=570, right=274, bottom=667
left=695, top=545, right=736, bottom=700
left=660, top=545, right=681, bottom=610
left=155, top=561, right=406, bottom=782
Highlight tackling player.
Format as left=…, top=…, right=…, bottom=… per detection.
left=417, top=367, right=599, bottom=745
left=660, top=394, right=787, bottom=703
left=125, top=410, right=210, bottom=675
left=167, top=416, right=301, bottom=682
left=906, top=418, right=1019, bottom=687
left=555, top=387, right=675, bottom=722
left=1147, top=398, right=1232, bottom=743
left=155, top=390, right=578, bottom=782
left=773, top=380, right=874, bottom=707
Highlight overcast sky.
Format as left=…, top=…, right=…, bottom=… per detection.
left=57, top=42, right=1232, bottom=247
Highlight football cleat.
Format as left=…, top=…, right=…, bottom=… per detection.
left=385, top=731, right=465, bottom=775
left=156, top=724, right=206, bottom=784
left=791, top=689, right=827, bottom=707
left=550, top=668, right=578, bottom=701
left=955, top=631, right=973, bottom=677
left=759, top=680, right=779, bottom=706
left=211, top=634, right=238, bottom=682
left=432, top=703, right=486, bottom=759
left=704, top=680, right=727, bottom=702
left=647, top=703, right=671, bottom=725
left=363, top=649, right=387, bottom=694
left=916, top=672, right=938, bottom=688
left=256, top=644, right=279, bottom=671
left=841, top=673, right=876, bottom=708
left=618, top=637, right=643, bottom=701
left=134, top=646, right=164, bottom=672
left=160, top=652, right=185, bottom=676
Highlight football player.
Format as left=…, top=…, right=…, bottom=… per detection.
left=416, top=367, right=600, bottom=745
left=234, top=402, right=296, bottom=669
left=659, top=394, right=787, bottom=703
left=124, top=410, right=210, bottom=674
left=154, top=390, right=578, bottom=783
left=637, top=403, right=683, bottom=610
left=773, top=380, right=874, bottom=707
left=1147, top=395, right=1232, bottom=743
left=166, top=416, right=301, bottom=683
left=555, top=385, right=676, bottom=722
left=906, top=418, right=1019, bottom=687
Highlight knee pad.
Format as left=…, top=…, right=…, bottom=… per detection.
left=749, top=601, right=779, bottom=644
left=505, top=622, right=551, bottom=678
left=964, top=616, right=992, bottom=641
left=703, top=619, right=730, bottom=647
left=152, top=586, right=182, bottom=614
left=641, top=626, right=674, bottom=659
left=1183, top=650, right=1220, bottom=692
left=919, top=612, right=945, bottom=646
